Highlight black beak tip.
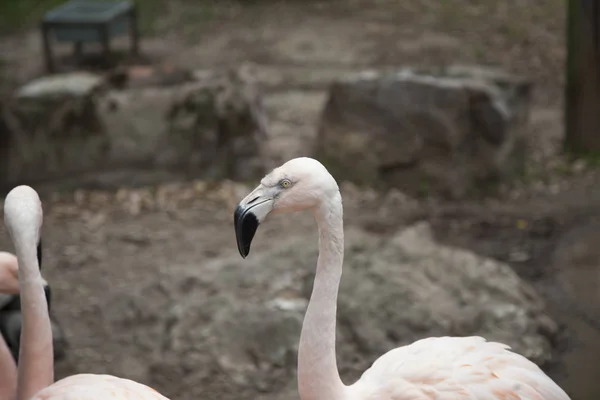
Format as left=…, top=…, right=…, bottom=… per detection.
left=234, top=204, right=258, bottom=259
left=237, top=233, right=250, bottom=259
left=37, top=240, right=43, bottom=270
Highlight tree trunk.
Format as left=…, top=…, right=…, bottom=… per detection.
left=565, top=0, right=600, bottom=153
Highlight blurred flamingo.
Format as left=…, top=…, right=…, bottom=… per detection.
left=0, top=249, right=57, bottom=364
left=4, top=185, right=170, bottom=400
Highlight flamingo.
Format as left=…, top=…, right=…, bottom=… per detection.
left=0, top=250, right=53, bottom=364
left=4, top=185, right=171, bottom=400
left=233, top=157, right=571, bottom=400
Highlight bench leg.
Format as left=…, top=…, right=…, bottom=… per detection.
left=41, top=23, right=54, bottom=73
left=129, top=6, right=140, bottom=56
left=100, top=25, right=111, bottom=67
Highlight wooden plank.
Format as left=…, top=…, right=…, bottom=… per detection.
left=565, top=0, right=600, bottom=153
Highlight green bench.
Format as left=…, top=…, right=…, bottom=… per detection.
left=41, top=0, right=139, bottom=72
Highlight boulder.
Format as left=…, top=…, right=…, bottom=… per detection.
left=156, top=69, right=269, bottom=180
left=1, top=72, right=109, bottom=187
left=101, top=222, right=559, bottom=400
left=314, top=65, right=533, bottom=198
left=97, top=67, right=269, bottom=182
left=96, top=87, right=177, bottom=166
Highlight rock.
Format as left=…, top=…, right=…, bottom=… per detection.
left=97, top=87, right=175, bottom=165
left=314, top=65, right=533, bottom=199
left=16, top=72, right=104, bottom=99
left=1, top=72, right=109, bottom=187
left=156, top=68, right=269, bottom=180
left=337, top=222, right=556, bottom=372
left=98, top=67, right=270, bottom=183
left=1, top=67, right=270, bottom=189
left=107, top=222, right=559, bottom=400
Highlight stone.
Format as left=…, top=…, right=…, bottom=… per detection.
left=110, top=222, right=560, bottom=399
left=98, top=67, right=270, bottom=182
left=1, top=67, right=270, bottom=189
left=16, top=72, right=104, bottom=99
left=97, top=87, right=175, bottom=165
left=314, top=65, right=533, bottom=199
left=156, top=68, right=269, bottom=180
left=1, top=72, right=109, bottom=187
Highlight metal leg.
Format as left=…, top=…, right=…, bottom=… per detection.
left=41, top=23, right=54, bottom=73
left=100, top=24, right=111, bottom=67
left=129, top=6, right=139, bottom=56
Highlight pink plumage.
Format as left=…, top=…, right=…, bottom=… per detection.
left=351, top=336, right=568, bottom=399
left=30, top=374, right=169, bottom=400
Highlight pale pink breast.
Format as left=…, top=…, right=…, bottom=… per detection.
left=30, top=374, right=170, bottom=400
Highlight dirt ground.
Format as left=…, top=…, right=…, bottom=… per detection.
left=3, top=1, right=600, bottom=399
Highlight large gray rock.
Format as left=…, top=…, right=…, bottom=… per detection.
left=101, top=222, right=559, bottom=400
left=98, top=68, right=269, bottom=182
left=314, top=65, right=533, bottom=198
left=1, top=72, right=109, bottom=187
left=97, top=87, right=178, bottom=166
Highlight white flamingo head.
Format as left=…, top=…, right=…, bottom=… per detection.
left=4, top=186, right=43, bottom=249
left=2, top=186, right=50, bottom=298
left=234, top=157, right=338, bottom=258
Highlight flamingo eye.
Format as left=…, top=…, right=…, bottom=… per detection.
left=280, top=179, right=292, bottom=189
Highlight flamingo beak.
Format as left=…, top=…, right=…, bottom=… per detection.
left=37, top=240, right=43, bottom=270
left=234, top=187, right=274, bottom=258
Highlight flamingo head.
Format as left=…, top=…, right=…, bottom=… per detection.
left=234, top=157, right=339, bottom=258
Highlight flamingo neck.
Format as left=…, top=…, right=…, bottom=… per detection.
left=11, top=236, right=53, bottom=400
left=298, top=191, right=346, bottom=400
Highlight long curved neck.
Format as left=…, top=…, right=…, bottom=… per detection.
left=298, top=192, right=346, bottom=400
left=12, top=236, right=53, bottom=400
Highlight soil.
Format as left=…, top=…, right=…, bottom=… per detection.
left=1, top=1, right=599, bottom=399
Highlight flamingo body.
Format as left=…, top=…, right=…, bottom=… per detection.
left=351, top=336, right=567, bottom=400
left=30, top=374, right=169, bottom=400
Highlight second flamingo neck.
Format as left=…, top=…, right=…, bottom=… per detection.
left=12, top=243, right=54, bottom=400
left=298, top=193, right=347, bottom=400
